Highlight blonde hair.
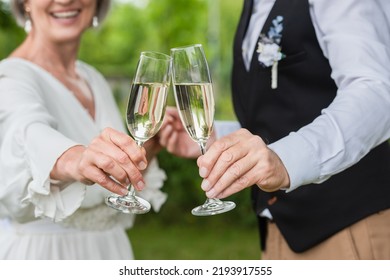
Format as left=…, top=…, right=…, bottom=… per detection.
left=10, top=0, right=111, bottom=27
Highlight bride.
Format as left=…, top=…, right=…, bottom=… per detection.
left=0, top=0, right=167, bottom=259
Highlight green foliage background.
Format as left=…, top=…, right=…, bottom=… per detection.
left=0, top=0, right=260, bottom=259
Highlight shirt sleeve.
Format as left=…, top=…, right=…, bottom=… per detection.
left=214, top=120, right=242, bottom=139
left=0, top=75, right=86, bottom=222
left=269, top=0, right=390, bottom=191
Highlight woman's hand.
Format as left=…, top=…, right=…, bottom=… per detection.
left=50, top=127, right=147, bottom=196
left=197, top=128, right=290, bottom=198
left=157, top=106, right=205, bottom=158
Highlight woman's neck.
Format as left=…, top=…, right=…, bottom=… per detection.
left=10, top=35, right=95, bottom=119
left=10, top=34, right=80, bottom=77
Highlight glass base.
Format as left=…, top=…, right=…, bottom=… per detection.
left=191, top=198, right=236, bottom=216
left=105, top=194, right=151, bottom=214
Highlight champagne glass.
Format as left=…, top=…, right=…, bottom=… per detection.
left=170, top=44, right=236, bottom=216
left=106, top=51, right=172, bottom=214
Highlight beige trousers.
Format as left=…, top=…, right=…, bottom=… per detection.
left=262, top=208, right=390, bottom=260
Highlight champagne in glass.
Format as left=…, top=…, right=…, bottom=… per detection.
left=171, top=44, right=236, bottom=216
left=105, top=51, right=172, bottom=214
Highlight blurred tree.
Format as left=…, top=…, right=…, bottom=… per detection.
left=0, top=1, right=25, bottom=59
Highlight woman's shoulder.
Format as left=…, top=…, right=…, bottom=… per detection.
left=1, top=57, right=34, bottom=70
left=0, top=57, right=42, bottom=81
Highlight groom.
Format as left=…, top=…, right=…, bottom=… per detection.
left=159, top=0, right=390, bottom=259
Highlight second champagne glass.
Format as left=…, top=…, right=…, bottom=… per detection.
left=105, top=51, right=172, bottom=214
left=170, top=44, right=236, bottom=216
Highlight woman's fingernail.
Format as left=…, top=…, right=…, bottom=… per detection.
left=206, top=188, right=215, bottom=198
left=138, top=161, right=147, bottom=170
left=201, top=179, right=210, bottom=191
left=120, top=188, right=128, bottom=196
left=136, top=181, right=145, bottom=190
left=199, top=167, right=208, bottom=178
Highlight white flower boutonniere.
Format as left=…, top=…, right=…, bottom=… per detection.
left=257, top=15, right=286, bottom=89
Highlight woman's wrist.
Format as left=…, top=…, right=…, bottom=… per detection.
left=50, top=145, right=86, bottom=185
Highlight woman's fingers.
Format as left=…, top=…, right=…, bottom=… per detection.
left=74, top=127, right=148, bottom=194
left=94, top=134, right=145, bottom=185
left=50, top=128, right=148, bottom=196
left=80, top=145, right=145, bottom=191
left=77, top=161, right=129, bottom=196
left=100, top=127, right=147, bottom=170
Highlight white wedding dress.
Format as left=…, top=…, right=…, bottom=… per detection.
left=0, top=58, right=167, bottom=259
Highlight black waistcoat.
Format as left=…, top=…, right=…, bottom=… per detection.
left=232, top=0, right=390, bottom=252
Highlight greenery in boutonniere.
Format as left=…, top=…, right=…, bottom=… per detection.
left=256, top=15, right=286, bottom=89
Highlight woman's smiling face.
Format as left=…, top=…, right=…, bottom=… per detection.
left=25, top=0, right=97, bottom=44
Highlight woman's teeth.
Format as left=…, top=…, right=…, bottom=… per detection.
left=53, top=11, right=79, bottom=18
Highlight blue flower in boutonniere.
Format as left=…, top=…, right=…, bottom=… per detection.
left=257, top=15, right=286, bottom=89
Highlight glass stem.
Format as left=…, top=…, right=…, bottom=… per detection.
left=125, top=140, right=144, bottom=197
left=127, top=185, right=136, bottom=196
left=199, top=141, right=207, bottom=155
left=136, top=140, right=144, bottom=147
left=198, top=141, right=223, bottom=206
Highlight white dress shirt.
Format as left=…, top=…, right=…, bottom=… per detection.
left=216, top=0, right=390, bottom=192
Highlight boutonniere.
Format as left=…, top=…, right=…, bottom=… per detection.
left=257, top=15, right=286, bottom=89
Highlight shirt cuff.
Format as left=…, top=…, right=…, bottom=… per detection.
left=268, top=132, right=321, bottom=192
left=214, top=120, right=241, bottom=139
